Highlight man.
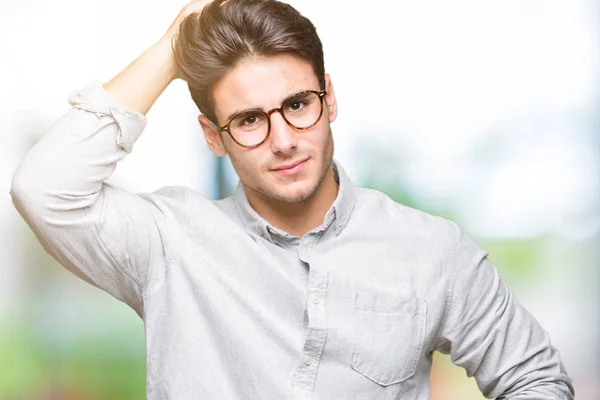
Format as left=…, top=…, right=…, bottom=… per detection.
left=10, top=0, right=574, bottom=398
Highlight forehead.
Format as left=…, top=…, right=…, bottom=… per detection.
left=212, top=54, right=320, bottom=121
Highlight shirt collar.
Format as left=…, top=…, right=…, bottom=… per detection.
left=233, top=158, right=356, bottom=242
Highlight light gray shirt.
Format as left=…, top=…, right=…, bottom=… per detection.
left=10, top=81, right=574, bottom=399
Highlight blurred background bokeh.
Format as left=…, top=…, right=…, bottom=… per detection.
left=1, top=0, right=598, bottom=399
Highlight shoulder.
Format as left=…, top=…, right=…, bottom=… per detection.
left=353, top=186, right=455, bottom=238
left=134, top=185, right=220, bottom=226
left=137, top=185, right=192, bottom=209
left=353, top=186, right=486, bottom=270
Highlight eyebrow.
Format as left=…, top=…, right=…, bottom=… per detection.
left=224, top=90, right=313, bottom=123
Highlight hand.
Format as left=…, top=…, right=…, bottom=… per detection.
left=161, top=0, right=212, bottom=45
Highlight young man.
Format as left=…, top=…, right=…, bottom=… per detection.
left=10, top=0, right=574, bottom=398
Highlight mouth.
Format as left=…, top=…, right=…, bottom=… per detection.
left=271, top=158, right=309, bottom=176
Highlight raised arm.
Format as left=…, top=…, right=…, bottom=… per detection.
left=9, top=1, right=210, bottom=316
left=104, top=0, right=210, bottom=115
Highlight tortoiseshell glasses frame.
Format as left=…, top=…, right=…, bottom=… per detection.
left=210, top=89, right=328, bottom=149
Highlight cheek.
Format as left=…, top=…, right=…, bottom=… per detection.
left=226, top=150, right=250, bottom=179
left=316, top=126, right=333, bottom=152
left=305, top=125, right=329, bottom=148
left=230, top=150, right=267, bottom=179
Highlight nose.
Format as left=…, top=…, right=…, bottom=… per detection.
left=268, top=110, right=297, bottom=154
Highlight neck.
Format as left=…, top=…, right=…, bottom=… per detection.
left=244, top=166, right=339, bottom=237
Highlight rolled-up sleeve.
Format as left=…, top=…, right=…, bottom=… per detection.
left=435, top=220, right=575, bottom=399
left=10, top=81, right=167, bottom=317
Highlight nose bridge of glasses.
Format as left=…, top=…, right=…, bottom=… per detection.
left=266, top=107, right=291, bottom=127
left=266, top=107, right=298, bottom=150
left=266, top=107, right=284, bottom=119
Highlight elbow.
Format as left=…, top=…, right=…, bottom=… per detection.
left=10, top=165, right=35, bottom=205
left=494, top=365, right=575, bottom=400
left=10, top=159, right=60, bottom=219
left=10, top=164, right=44, bottom=218
left=11, top=162, right=102, bottom=228
left=498, top=381, right=575, bottom=400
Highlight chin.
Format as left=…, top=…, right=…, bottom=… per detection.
left=268, top=180, right=318, bottom=203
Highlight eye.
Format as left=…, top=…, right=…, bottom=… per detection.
left=233, top=112, right=264, bottom=128
left=285, top=94, right=313, bottom=113
left=288, top=101, right=306, bottom=112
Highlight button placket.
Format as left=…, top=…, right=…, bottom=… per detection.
left=303, top=354, right=314, bottom=365
left=298, top=246, right=313, bottom=263
left=311, top=293, right=320, bottom=304
left=292, top=234, right=329, bottom=394
left=293, top=326, right=327, bottom=392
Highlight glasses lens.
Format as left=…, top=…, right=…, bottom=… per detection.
left=228, top=91, right=323, bottom=148
left=282, top=92, right=322, bottom=129
left=230, top=112, right=269, bottom=147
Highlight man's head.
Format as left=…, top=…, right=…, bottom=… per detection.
left=172, top=0, right=338, bottom=205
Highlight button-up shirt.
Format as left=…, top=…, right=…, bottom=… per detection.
left=10, top=81, right=574, bottom=399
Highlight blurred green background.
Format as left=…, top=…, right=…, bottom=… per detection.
left=2, top=0, right=598, bottom=399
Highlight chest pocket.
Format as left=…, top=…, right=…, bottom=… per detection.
left=350, top=291, right=427, bottom=386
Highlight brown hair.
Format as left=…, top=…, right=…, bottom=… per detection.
left=172, top=0, right=325, bottom=124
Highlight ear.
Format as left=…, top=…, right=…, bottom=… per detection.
left=198, top=115, right=227, bottom=157
left=323, top=73, right=338, bottom=123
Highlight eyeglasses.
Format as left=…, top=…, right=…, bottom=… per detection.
left=212, top=89, right=328, bottom=149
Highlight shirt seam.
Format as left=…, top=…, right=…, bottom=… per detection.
left=86, top=205, right=144, bottom=291
left=432, top=219, right=459, bottom=348
left=141, top=187, right=190, bottom=298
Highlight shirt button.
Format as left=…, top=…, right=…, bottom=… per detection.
left=311, top=294, right=320, bottom=304
left=303, top=354, right=313, bottom=366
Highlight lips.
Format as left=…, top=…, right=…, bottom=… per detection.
left=272, top=158, right=308, bottom=171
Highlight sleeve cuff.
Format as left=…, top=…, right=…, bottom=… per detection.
left=67, top=80, right=148, bottom=153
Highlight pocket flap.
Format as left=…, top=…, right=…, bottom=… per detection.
left=355, top=292, right=427, bottom=315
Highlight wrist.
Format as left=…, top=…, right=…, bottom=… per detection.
left=152, top=37, right=180, bottom=82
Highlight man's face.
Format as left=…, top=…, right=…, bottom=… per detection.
left=199, top=54, right=338, bottom=204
